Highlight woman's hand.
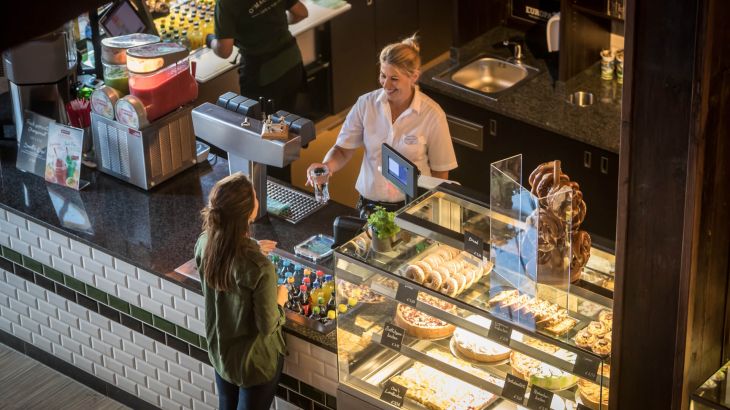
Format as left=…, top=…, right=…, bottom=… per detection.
left=257, top=239, right=277, bottom=256
left=276, top=285, right=289, bottom=307
left=305, top=162, right=328, bottom=187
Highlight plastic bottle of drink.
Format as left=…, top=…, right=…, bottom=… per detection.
left=299, top=285, right=310, bottom=316
left=309, top=282, right=322, bottom=306
left=180, top=30, right=191, bottom=49
left=278, top=259, right=290, bottom=282
left=313, top=270, right=325, bottom=289
left=327, top=291, right=337, bottom=314
left=322, top=274, right=335, bottom=301
left=302, top=276, right=312, bottom=292
left=203, top=18, right=214, bottom=38
left=317, top=297, right=327, bottom=321
left=293, top=264, right=303, bottom=286
left=302, top=268, right=312, bottom=284
left=310, top=306, right=321, bottom=320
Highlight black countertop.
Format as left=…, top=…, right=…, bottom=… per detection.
left=0, top=142, right=356, bottom=350
left=420, top=26, right=622, bottom=154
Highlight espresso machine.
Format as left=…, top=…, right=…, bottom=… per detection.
left=191, top=92, right=320, bottom=222
left=3, top=24, right=77, bottom=139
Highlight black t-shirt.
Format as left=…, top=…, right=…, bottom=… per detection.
left=215, top=0, right=298, bottom=56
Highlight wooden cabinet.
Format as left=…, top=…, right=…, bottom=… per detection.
left=423, top=86, right=618, bottom=244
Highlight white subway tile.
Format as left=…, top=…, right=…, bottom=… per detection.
left=186, top=317, right=205, bottom=336
left=285, top=351, right=299, bottom=366
left=148, top=378, right=171, bottom=398
left=117, top=285, right=141, bottom=305
left=0, top=232, right=10, bottom=248
left=111, top=322, right=133, bottom=341
left=94, top=276, right=117, bottom=297
left=71, top=328, right=93, bottom=347
left=283, top=362, right=310, bottom=385
left=311, top=373, right=338, bottom=396
left=11, top=323, right=33, bottom=342
left=19, top=230, right=40, bottom=247
left=46, top=292, right=67, bottom=310
left=48, top=230, right=70, bottom=247
left=160, top=396, right=181, bottom=410
left=132, top=332, right=155, bottom=352
left=52, top=343, right=74, bottom=363
left=145, top=350, right=168, bottom=372
left=9, top=238, right=31, bottom=256
left=20, top=316, right=41, bottom=334
left=37, top=300, right=58, bottom=318
left=6, top=273, right=27, bottom=292
left=158, top=369, right=181, bottom=390
left=104, top=267, right=127, bottom=286
left=78, top=320, right=100, bottom=340
left=101, top=329, right=123, bottom=350
left=135, top=358, right=158, bottom=379
left=27, top=283, right=47, bottom=300
left=30, top=247, right=52, bottom=266
left=324, top=364, right=338, bottom=381
left=126, top=277, right=151, bottom=298
left=0, top=220, right=19, bottom=239
left=170, top=388, right=193, bottom=408
left=91, top=337, right=113, bottom=358
left=61, top=334, right=83, bottom=354
left=114, top=258, right=137, bottom=276
left=173, top=297, right=197, bottom=317
left=89, top=311, right=111, bottom=331
left=125, top=366, right=147, bottom=385
left=70, top=240, right=92, bottom=258
left=162, top=305, right=186, bottom=327
left=0, top=294, right=8, bottom=308
left=0, top=208, right=6, bottom=221
left=40, top=326, right=62, bottom=345
left=178, top=354, right=201, bottom=374
left=113, top=347, right=135, bottom=367
left=195, top=307, right=205, bottom=322
left=285, top=334, right=311, bottom=355
left=203, top=391, right=216, bottom=407
left=6, top=212, right=27, bottom=229
left=114, top=374, right=137, bottom=395
left=161, top=280, right=185, bottom=299
left=103, top=356, right=125, bottom=375
left=27, top=221, right=49, bottom=238
left=192, top=399, right=215, bottom=410
left=181, top=380, right=204, bottom=401
left=61, top=248, right=83, bottom=268
left=140, top=296, right=163, bottom=316
left=138, top=270, right=161, bottom=288
left=83, top=257, right=105, bottom=277
left=0, top=306, right=19, bottom=324
left=73, top=353, right=95, bottom=374
left=0, top=317, right=12, bottom=333
left=39, top=238, right=61, bottom=256
left=190, top=371, right=215, bottom=392
left=138, top=384, right=161, bottom=407
left=201, top=364, right=214, bottom=380
left=122, top=339, right=145, bottom=360
left=82, top=344, right=103, bottom=365
left=184, top=289, right=205, bottom=308
left=94, top=363, right=116, bottom=384
left=51, top=255, right=73, bottom=275
left=49, top=317, right=71, bottom=337
left=168, top=362, right=191, bottom=383
left=91, top=248, right=114, bottom=267
left=72, top=266, right=94, bottom=285
left=299, top=354, right=325, bottom=378
left=151, top=287, right=174, bottom=307
left=65, top=304, right=87, bottom=323
left=9, top=298, right=30, bottom=317
left=0, top=281, right=17, bottom=298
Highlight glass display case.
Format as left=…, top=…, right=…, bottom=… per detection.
left=691, top=362, right=730, bottom=410
left=333, top=183, right=613, bottom=410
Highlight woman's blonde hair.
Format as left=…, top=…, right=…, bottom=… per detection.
left=379, top=33, right=421, bottom=77
left=200, top=172, right=257, bottom=291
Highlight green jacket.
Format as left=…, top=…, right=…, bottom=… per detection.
left=195, top=233, right=286, bottom=387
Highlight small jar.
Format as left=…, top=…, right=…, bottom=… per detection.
left=102, top=62, right=129, bottom=95
left=615, top=50, right=624, bottom=84
left=600, top=49, right=614, bottom=80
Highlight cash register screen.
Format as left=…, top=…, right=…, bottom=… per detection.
left=101, top=1, right=147, bottom=36
left=381, top=143, right=418, bottom=200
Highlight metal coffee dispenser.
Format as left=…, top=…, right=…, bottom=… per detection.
left=192, top=93, right=319, bottom=222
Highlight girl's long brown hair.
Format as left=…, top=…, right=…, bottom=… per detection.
left=200, top=172, right=257, bottom=291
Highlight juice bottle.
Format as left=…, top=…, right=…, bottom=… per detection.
left=203, top=18, right=214, bottom=38
left=322, top=274, right=335, bottom=301
left=189, top=22, right=203, bottom=49
left=180, top=30, right=191, bottom=50
left=309, top=282, right=322, bottom=306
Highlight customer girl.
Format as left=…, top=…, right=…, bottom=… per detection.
left=195, top=172, right=287, bottom=410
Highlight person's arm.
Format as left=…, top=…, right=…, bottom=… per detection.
left=252, top=263, right=286, bottom=336
left=208, top=0, right=236, bottom=59
left=209, top=37, right=234, bottom=59
left=431, top=170, right=449, bottom=179
left=287, top=1, right=308, bottom=24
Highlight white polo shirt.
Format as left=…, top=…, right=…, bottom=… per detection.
left=335, top=88, right=458, bottom=203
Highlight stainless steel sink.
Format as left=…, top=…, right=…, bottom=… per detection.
left=434, top=56, right=539, bottom=99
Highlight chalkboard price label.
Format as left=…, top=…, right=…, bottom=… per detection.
left=526, top=385, right=554, bottom=410
left=380, top=380, right=407, bottom=407
left=502, top=373, right=528, bottom=403
left=487, top=319, right=512, bottom=345
left=464, top=231, right=483, bottom=260
left=573, top=353, right=601, bottom=381
left=381, top=322, right=405, bottom=351
left=395, top=283, right=418, bottom=307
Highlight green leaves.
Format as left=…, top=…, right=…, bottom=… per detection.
left=367, top=206, right=401, bottom=239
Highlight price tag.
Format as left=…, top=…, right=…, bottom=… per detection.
left=395, top=283, right=418, bottom=307
left=502, top=374, right=528, bottom=403
left=573, top=353, right=601, bottom=381
left=380, top=380, right=407, bottom=407
left=526, top=385, right=554, bottom=410
left=381, top=322, right=405, bottom=351
left=464, top=231, right=484, bottom=260
left=487, top=319, right=512, bottom=345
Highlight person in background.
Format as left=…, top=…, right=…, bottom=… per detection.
left=207, top=0, right=309, bottom=182
left=195, top=172, right=287, bottom=410
left=306, top=34, right=458, bottom=218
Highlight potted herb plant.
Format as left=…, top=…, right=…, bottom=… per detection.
left=366, top=206, right=401, bottom=252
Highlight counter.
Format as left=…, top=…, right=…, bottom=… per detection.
left=0, top=142, right=350, bottom=409
left=420, top=26, right=622, bottom=154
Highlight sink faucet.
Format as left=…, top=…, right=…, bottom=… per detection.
left=503, top=40, right=523, bottom=61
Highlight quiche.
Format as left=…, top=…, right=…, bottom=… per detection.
left=452, top=315, right=511, bottom=363
left=394, top=303, right=456, bottom=339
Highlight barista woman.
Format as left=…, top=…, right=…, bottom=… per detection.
left=307, top=35, right=457, bottom=217
left=195, top=173, right=287, bottom=410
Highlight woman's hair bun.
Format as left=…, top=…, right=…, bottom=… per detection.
left=401, top=33, right=420, bottom=53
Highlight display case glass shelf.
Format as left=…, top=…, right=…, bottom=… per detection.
left=692, top=362, right=730, bottom=410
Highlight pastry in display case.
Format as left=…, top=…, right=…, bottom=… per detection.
left=691, top=362, right=730, bottom=410
left=333, top=182, right=613, bottom=410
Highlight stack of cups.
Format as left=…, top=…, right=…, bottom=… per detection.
left=615, top=50, right=624, bottom=84
left=600, top=49, right=614, bottom=80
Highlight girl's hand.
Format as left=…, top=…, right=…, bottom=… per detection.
left=277, top=285, right=289, bottom=307
left=257, top=239, right=277, bottom=256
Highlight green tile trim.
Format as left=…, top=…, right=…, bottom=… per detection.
left=199, top=337, right=208, bottom=351
left=153, top=316, right=176, bottom=335
left=130, top=305, right=153, bottom=325
left=65, top=276, right=87, bottom=293
left=43, top=265, right=65, bottom=283
left=109, top=295, right=131, bottom=315
left=177, top=326, right=200, bottom=346
left=22, top=256, right=43, bottom=273
left=87, top=286, right=109, bottom=304
left=2, top=246, right=22, bottom=264
left=300, top=382, right=325, bottom=403
left=326, top=394, right=337, bottom=409
left=280, top=373, right=299, bottom=391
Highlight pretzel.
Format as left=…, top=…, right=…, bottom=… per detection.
left=570, top=230, right=592, bottom=274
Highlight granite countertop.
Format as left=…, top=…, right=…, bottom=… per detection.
left=0, top=143, right=355, bottom=350
left=420, top=26, right=622, bottom=154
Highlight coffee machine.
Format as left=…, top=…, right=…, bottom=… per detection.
left=2, top=24, right=77, bottom=139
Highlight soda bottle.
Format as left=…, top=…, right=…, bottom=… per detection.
left=310, top=306, right=321, bottom=320
left=309, top=282, right=323, bottom=306
left=299, top=285, right=310, bottom=316
left=322, top=274, right=335, bottom=301
left=317, top=297, right=327, bottom=321
left=302, top=276, right=312, bottom=292
left=327, top=291, right=337, bottom=313
left=302, top=268, right=312, bottom=284
left=313, top=270, right=325, bottom=289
